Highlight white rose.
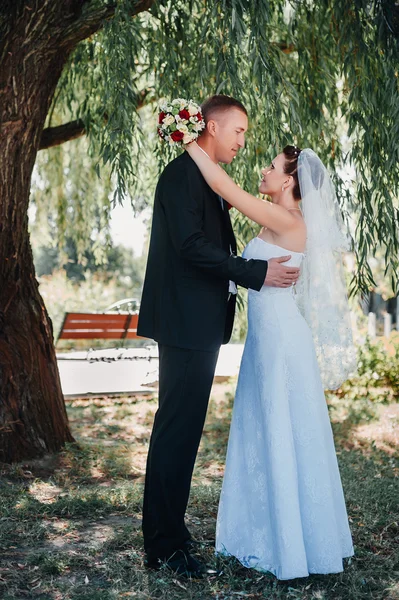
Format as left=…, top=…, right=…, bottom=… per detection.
left=176, top=123, right=188, bottom=133
left=162, top=114, right=175, bottom=127
left=188, top=104, right=199, bottom=116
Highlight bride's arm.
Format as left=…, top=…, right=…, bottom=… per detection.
left=185, top=142, right=297, bottom=234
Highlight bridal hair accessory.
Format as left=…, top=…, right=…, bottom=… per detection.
left=295, top=149, right=357, bottom=389
left=157, top=99, right=205, bottom=146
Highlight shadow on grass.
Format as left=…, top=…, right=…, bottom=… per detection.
left=0, top=382, right=398, bottom=599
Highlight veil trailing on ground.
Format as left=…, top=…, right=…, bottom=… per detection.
left=295, top=149, right=357, bottom=389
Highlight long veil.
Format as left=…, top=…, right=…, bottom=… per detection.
left=295, top=149, right=357, bottom=389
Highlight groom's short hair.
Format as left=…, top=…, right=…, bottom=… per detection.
left=201, top=95, right=248, bottom=123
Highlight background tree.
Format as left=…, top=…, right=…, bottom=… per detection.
left=33, top=236, right=144, bottom=285
left=1, top=0, right=398, bottom=462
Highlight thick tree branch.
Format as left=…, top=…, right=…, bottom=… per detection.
left=39, top=119, right=85, bottom=149
left=40, top=88, right=151, bottom=150
left=275, top=42, right=296, bottom=54
left=60, top=0, right=155, bottom=49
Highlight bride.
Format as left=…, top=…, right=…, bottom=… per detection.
left=185, top=141, right=356, bottom=580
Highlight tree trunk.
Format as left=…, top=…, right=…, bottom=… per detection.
left=0, top=2, right=82, bottom=462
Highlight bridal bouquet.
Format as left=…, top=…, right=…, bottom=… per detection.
left=157, top=99, right=205, bottom=145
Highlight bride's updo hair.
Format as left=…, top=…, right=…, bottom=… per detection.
left=283, top=145, right=302, bottom=200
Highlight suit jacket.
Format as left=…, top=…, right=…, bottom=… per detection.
left=137, top=152, right=268, bottom=352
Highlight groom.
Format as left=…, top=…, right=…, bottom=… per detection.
left=137, top=94, right=300, bottom=577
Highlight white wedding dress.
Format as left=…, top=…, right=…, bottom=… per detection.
left=215, top=237, right=354, bottom=580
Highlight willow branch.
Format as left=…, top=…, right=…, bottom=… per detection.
left=40, top=89, right=151, bottom=150
left=60, top=0, right=155, bottom=49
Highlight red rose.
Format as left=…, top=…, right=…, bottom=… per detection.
left=159, top=111, right=166, bottom=124
left=179, top=109, right=190, bottom=120
left=170, top=130, right=184, bottom=142
left=196, top=112, right=203, bottom=122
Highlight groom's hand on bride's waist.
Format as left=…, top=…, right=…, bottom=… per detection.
left=264, top=256, right=300, bottom=288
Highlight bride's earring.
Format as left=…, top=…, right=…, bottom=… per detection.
left=281, top=185, right=285, bottom=192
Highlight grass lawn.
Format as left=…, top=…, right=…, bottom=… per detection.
left=0, top=379, right=398, bottom=599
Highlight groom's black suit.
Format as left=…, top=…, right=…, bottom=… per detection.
left=137, top=151, right=268, bottom=560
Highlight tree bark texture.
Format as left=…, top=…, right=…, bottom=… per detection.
left=0, top=2, right=77, bottom=462
left=0, top=0, right=154, bottom=463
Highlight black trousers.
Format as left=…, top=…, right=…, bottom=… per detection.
left=142, top=343, right=220, bottom=560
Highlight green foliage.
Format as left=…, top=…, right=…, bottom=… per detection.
left=33, top=0, right=399, bottom=293
left=356, top=336, right=399, bottom=394
left=33, top=236, right=144, bottom=284
left=32, top=138, right=114, bottom=264
left=328, top=336, right=399, bottom=406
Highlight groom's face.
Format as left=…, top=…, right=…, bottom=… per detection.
left=210, top=108, right=248, bottom=164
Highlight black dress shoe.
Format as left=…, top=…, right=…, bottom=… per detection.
left=145, top=548, right=207, bottom=578
left=183, top=538, right=201, bottom=551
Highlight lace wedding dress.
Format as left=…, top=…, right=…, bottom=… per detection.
left=215, top=237, right=354, bottom=580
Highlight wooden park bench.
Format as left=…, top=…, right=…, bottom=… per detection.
left=57, top=298, right=141, bottom=344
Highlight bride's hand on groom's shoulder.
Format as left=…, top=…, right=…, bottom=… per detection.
left=264, top=256, right=300, bottom=288
left=183, top=140, right=196, bottom=149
